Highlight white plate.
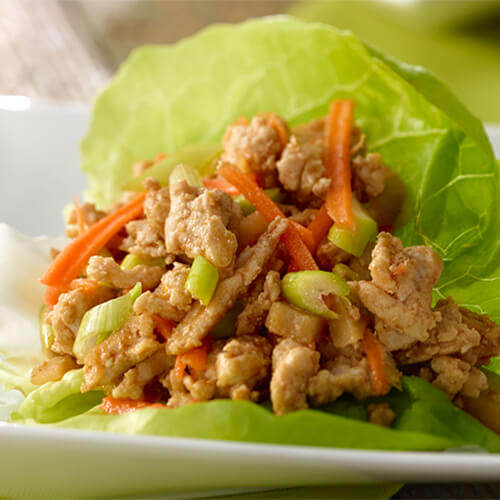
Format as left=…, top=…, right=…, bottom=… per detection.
left=1, top=98, right=500, bottom=498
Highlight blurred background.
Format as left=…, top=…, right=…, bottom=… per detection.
left=1, top=0, right=500, bottom=123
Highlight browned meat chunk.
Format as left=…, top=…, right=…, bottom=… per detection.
left=236, top=270, right=281, bottom=335
left=270, top=338, right=319, bottom=415
left=86, top=256, right=164, bottom=290
left=132, top=263, right=193, bottom=322
left=165, top=180, right=241, bottom=269
left=353, top=233, right=443, bottom=343
left=315, top=240, right=350, bottom=271
left=367, top=403, right=395, bottom=427
left=277, top=135, right=330, bottom=204
left=396, top=298, right=481, bottom=364
left=167, top=217, right=288, bottom=354
left=47, top=285, right=115, bottom=356
left=112, top=349, right=173, bottom=400
left=65, top=202, right=106, bottom=238
left=222, top=114, right=284, bottom=187
left=216, top=335, right=272, bottom=400
left=30, top=355, right=79, bottom=385
left=82, top=314, right=160, bottom=392
left=352, top=153, right=390, bottom=200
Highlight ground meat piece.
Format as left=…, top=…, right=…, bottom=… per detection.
left=163, top=340, right=224, bottom=407
left=276, top=135, right=330, bottom=205
left=133, top=292, right=186, bottom=322
left=236, top=270, right=281, bottom=335
left=286, top=207, right=318, bottom=226
left=30, top=355, right=79, bottom=385
left=460, top=367, right=488, bottom=398
left=347, top=242, right=375, bottom=282
left=292, top=118, right=325, bottom=145
left=308, top=344, right=371, bottom=406
left=216, top=335, right=272, bottom=400
left=82, top=314, right=160, bottom=392
left=430, top=356, right=471, bottom=398
left=367, top=403, right=395, bottom=427
left=47, top=285, right=115, bottom=356
left=396, top=298, right=481, bottom=364
left=165, top=180, right=241, bottom=269
left=459, top=307, right=500, bottom=366
left=167, top=217, right=288, bottom=354
left=352, top=153, right=391, bottom=200
left=353, top=233, right=443, bottom=342
left=65, top=202, right=106, bottom=238
left=120, top=179, right=172, bottom=258
left=158, top=263, right=193, bottom=312
left=376, top=320, right=417, bottom=352
left=270, top=338, right=320, bottom=415
left=315, top=240, right=350, bottom=271
left=112, top=349, right=173, bottom=400
left=222, top=114, right=283, bottom=187
left=86, top=256, right=164, bottom=291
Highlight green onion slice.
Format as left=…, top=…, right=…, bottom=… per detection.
left=169, top=164, right=203, bottom=187
left=120, top=254, right=166, bottom=270
left=124, top=143, right=222, bottom=191
left=281, top=270, right=350, bottom=320
left=73, top=282, right=142, bottom=361
left=185, top=255, right=219, bottom=306
left=328, top=197, right=377, bottom=257
left=39, top=305, right=55, bottom=353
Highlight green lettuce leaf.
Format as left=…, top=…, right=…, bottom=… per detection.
left=13, top=373, right=500, bottom=452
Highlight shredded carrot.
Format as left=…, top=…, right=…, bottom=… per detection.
left=203, top=176, right=241, bottom=195
left=153, top=315, right=175, bottom=341
left=174, top=355, right=187, bottom=380
left=290, top=221, right=315, bottom=252
left=154, top=152, right=167, bottom=162
left=41, top=193, right=146, bottom=289
left=100, top=396, right=166, bottom=415
left=73, top=196, right=86, bottom=235
left=44, top=286, right=63, bottom=309
left=324, top=99, right=356, bottom=230
left=308, top=204, right=333, bottom=251
left=362, top=328, right=388, bottom=396
left=268, top=115, right=289, bottom=149
left=219, top=163, right=318, bottom=271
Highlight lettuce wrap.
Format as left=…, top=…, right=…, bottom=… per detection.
left=2, top=16, right=500, bottom=452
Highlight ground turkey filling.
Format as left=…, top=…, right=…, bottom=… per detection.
left=35, top=112, right=500, bottom=424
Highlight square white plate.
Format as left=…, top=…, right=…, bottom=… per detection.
left=1, top=97, right=500, bottom=498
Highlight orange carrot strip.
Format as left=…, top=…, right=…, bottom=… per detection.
left=268, top=115, right=289, bottom=149
left=308, top=204, right=333, bottom=251
left=100, top=396, right=166, bottom=415
left=74, top=196, right=86, bottom=235
left=41, top=193, right=146, bottom=289
left=290, top=221, right=315, bottom=252
left=324, top=99, right=356, bottom=230
left=153, top=315, right=175, bottom=341
left=44, top=286, right=63, bottom=309
left=219, top=163, right=318, bottom=271
left=203, top=176, right=241, bottom=195
left=362, top=328, right=388, bottom=396
left=174, top=355, right=187, bottom=380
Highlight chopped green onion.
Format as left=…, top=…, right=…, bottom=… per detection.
left=39, top=305, right=54, bottom=353
left=73, top=282, right=142, bottom=361
left=233, top=188, right=285, bottom=216
left=169, top=164, right=203, bottom=187
left=185, top=256, right=219, bottom=306
left=333, top=263, right=360, bottom=281
left=210, top=301, right=244, bottom=339
left=120, top=254, right=166, bottom=270
left=124, top=143, right=222, bottom=191
left=328, top=197, right=377, bottom=257
left=281, top=270, right=350, bottom=320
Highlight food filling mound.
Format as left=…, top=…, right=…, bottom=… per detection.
left=36, top=101, right=500, bottom=423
